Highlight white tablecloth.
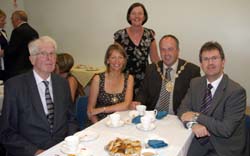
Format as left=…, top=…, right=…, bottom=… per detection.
left=38, top=111, right=193, bottom=156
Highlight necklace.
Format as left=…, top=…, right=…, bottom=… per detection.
left=155, top=61, right=188, bottom=92
left=111, top=95, right=119, bottom=103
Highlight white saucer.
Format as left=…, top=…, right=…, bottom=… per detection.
left=60, top=144, right=80, bottom=155
left=136, top=123, right=156, bottom=131
left=74, top=130, right=99, bottom=142
left=105, top=120, right=124, bottom=128
left=141, top=148, right=159, bottom=156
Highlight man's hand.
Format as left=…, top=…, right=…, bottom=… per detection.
left=0, top=49, right=4, bottom=57
left=181, top=111, right=196, bottom=122
left=35, top=149, right=44, bottom=155
left=192, top=123, right=210, bottom=138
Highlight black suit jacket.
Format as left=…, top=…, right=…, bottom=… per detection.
left=0, top=30, right=8, bottom=80
left=136, top=59, right=200, bottom=114
left=0, top=71, right=79, bottom=156
left=4, top=23, right=39, bottom=79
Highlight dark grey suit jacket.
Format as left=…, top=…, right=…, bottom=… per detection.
left=178, top=74, right=249, bottom=156
left=0, top=71, right=79, bottom=156
left=136, top=59, right=200, bottom=114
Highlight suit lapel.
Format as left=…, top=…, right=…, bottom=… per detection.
left=51, top=74, right=60, bottom=129
left=174, top=59, right=184, bottom=92
left=208, top=75, right=227, bottom=115
left=27, top=71, right=49, bottom=125
left=196, top=77, right=207, bottom=111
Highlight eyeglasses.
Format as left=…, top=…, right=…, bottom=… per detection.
left=34, top=52, right=56, bottom=58
left=201, top=56, right=221, bottom=62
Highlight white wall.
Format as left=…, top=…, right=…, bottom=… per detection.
left=2, top=0, right=250, bottom=105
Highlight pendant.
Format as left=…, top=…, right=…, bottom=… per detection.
left=111, top=96, right=118, bottom=103
left=165, top=81, right=173, bottom=92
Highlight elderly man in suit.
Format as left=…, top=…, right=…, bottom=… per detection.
left=178, top=41, right=249, bottom=156
left=4, top=10, right=39, bottom=80
left=0, top=36, right=79, bottom=156
left=132, top=34, right=200, bottom=114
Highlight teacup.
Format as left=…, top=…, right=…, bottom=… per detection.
left=64, top=135, right=79, bottom=152
left=136, top=105, right=146, bottom=116
left=109, top=113, right=121, bottom=127
left=141, top=116, right=152, bottom=130
left=145, top=110, right=158, bottom=122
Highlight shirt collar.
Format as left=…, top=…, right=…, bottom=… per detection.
left=33, top=69, right=51, bottom=85
left=163, top=59, right=179, bottom=72
left=206, top=74, right=223, bottom=91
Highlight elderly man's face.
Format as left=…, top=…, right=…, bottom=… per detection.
left=30, top=42, right=56, bottom=78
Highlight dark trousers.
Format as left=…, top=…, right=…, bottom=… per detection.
left=187, top=138, right=218, bottom=156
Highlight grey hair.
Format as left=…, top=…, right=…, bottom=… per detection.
left=28, top=36, right=57, bottom=55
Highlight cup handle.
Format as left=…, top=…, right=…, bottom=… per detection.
left=154, top=109, right=158, bottom=116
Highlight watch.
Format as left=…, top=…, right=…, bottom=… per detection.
left=192, top=113, right=199, bottom=122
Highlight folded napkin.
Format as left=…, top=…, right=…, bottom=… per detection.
left=156, top=111, right=168, bottom=120
left=132, top=115, right=142, bottom=124
left=148, top=139, right=168, bottom=148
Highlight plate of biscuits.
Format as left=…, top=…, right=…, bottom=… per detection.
left=105, top=137, right=142, bottom=156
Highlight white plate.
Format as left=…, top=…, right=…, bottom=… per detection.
left=74, top=130, right=99, bottom=142
left=141, top=148, right=159, bottom=156
left=106, top=120, right=124, bottom=128
left=136, top=123, right=156, bottom=131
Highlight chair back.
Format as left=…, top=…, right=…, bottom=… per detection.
left=246, top=115, right=250, bottom=130
left=76, top=96, right=88, bottom=130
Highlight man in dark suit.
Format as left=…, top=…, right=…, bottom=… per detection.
left=0, top=36, right=79, bottom=156
left=132, top=34, right=200, bottom=114
left=0, top=9, right=8, bottom=81
left=178, top=41, right=249, bottom=156
left=4, top=10, right=39, bottom=80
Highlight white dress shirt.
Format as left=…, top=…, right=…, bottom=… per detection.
left=33, top=70, right=54, bottom=115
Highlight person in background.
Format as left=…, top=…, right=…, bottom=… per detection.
left=114, top=2, right=160, bottom=96
left=178, top=41, right=249, bottom=156
left=132, top=35, right=200, bottom=114
left=4, top=10, right=39, bottom=80
left=55, top=53, right=84, bottom=104
left=0, top=9, right=8, bottom=81
left=87, top=43, right=134, bottom=123
left=0, top=36, right=78, bottom=156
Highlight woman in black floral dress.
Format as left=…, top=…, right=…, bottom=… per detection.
left=87, top=44, right=134, bottom=123
left=114, top=2, right=160, bottom=96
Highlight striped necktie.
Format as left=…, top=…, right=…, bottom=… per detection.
left=201, top=84, right=213, bottom=114
left=157, top=68, right=172, bottom=112
left=42, top=81, right=54, bottom=130
left=197, top=83, right=213, bottom=145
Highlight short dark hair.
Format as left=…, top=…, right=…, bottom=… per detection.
left=199, top=41, right=225, bottom=62
left=127, top=2, right=148, bottom=25
left=159, top=34, right=179, bottom=50
left=56, top=53, right=74, bottom=73
left=104, top=43, right=127, bottom=72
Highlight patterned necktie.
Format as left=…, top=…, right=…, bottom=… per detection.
left=197, top=83, right=213, bottom=145
left=201, top=84, right=213, bottom=114
left=42, top=81, right=54, bottom=130
left=157, top=68, right=172, bottom=112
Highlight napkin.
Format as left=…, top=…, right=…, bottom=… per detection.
left=132, top=115, right=142, bottom=124
left=156, top=111, right=168, bottom=120
left=148, top=139, right=168, bottom=148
